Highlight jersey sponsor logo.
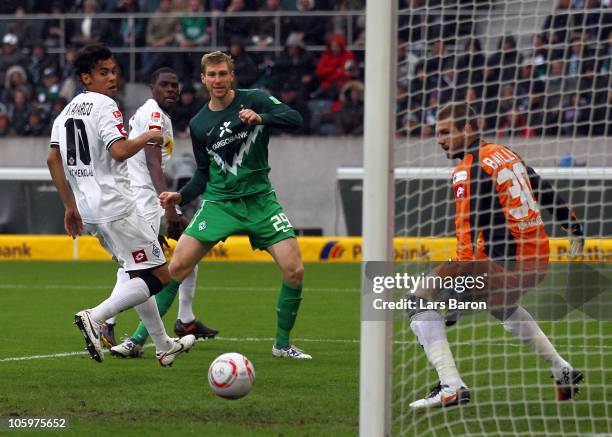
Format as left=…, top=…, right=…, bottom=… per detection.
left=132, top=249, right=148, bottom=263
left=219, top=121, right=233, bottom=137
left=116, top=123, right=127, bottom=137
left=454, top=185, right=466, bottom=199
left=453, top=171, right=467, bottom=184
left=113, top=110, right=123, bottom=120
left=151, top=111, right=161, bottom=121
left=208, top=125, right=263, bottom=176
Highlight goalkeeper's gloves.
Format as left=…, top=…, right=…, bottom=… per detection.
left=562, top=222, right=584, bottom=259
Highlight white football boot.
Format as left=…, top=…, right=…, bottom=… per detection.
left=156, top=335, right=196, bottom=367
left=74, top=310, right=104, bottom=363
left=410, top=382, right=470, bottom=409
left=272, top=344, right=312, bottom=359
left=110, top=338, right=145, bottom=358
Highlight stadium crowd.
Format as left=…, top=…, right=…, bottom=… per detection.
left=0, top=0, right=609, bottom=138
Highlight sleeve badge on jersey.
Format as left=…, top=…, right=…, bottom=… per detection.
left=132, top=249, right=148, bottom=263
left=454, top=184, right=466, bottom=199
left=116, top=123, right=127, bottom=137
left=453, top=171, right=468, bottom=184
left=151, top=112, right=161, bottom=121
left=112, top=110, right=123, bottom=120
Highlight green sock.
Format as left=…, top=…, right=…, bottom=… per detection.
left=131, top=279, right=181, bottom=345
left=275, top=282, right=303, bottom=348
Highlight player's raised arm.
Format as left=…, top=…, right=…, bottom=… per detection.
left=240, top=89, right=303, bottom=131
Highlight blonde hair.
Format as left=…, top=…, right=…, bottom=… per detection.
left=201, top=51, right=234, bottom=73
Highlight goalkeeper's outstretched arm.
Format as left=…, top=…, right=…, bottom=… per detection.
left=526, top=166, right=584, bottom=256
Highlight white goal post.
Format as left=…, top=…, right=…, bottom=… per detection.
left=360, top=0, right=397, bottom=436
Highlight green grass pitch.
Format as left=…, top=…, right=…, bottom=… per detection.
left=0, top=261, right=610, bottom=436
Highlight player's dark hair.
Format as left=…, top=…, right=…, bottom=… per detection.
left=74, top=44, right=113, bottom=79
left=150, top=67, right=177, bottom=85
left=437, top=102, right=480, bottom=134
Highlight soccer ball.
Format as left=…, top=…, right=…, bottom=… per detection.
left=208, top=352, right=256, bottom=400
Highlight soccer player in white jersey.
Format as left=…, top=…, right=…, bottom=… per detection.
left=46, top=44, right=195, bottom=366
left=100, top=67, right=218, bottom=358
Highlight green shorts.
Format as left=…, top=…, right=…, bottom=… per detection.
left=184, top=191, right=296, bottom=250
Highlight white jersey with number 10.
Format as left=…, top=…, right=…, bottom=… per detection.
left=50, top=91, right=132, bottom=224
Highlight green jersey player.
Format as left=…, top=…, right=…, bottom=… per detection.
left=160, top=51, right=311, bottom=359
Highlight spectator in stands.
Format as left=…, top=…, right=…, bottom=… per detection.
left=6, top=6, right=36, bottom=49
left=544, top=59, right=572, bottom=134
left=251, top=0, right=281, bottom=48
left=597, top=32, right=612, bottom=73
left=176, top=0, right=210, bottom=81
left=27, top=42, right=58, bottom=86
left=286, top=0, right=327, bottom=45
left=221, top=0, right=255, bottom=45
left=0, top=34, right=26, bottom=80
left=21, top=108, right=49, bottom=137
left=70, top=0, right=115, bottom=46
left=561, top=93, right=589, bottom=135
left=525, top=33, right=550, bottom=79
left=408, top=62, right=430, bottom=110
left=498, top=105, right=536, bottom=138
left=464, top=86, right=483, bottom=116
left=485, top=35, right=522, bottom=84
left=36, top=67, right=61, bottom=112
left=0, top=111, right=10, bottom=137
left=275, top=83, right=311, bottom=135
left=420, top=91, right=439, bottom=138
left=229, top=37, right=259, bottom=88
left=141, top=0, right=178, bottom=79
left=565, top=34, right=595, bottom=77
left=113, top=0, right=146, bottom=47
left=42, top=2, right=69, bottom=48
left=172, top=84, right=201, bottom=139
left=48, top=96, right=68, bottom=128
left=542, top=0, right=574, bottom=44
left=425, top=39, right=450, bottom=84
left=58, top=48, right=79, bottom=101
left=275, top=33, right=317, bottom=99
left=576, top=0, right=612, bottom=41
left=439, top=64, right=461, bottom=103
left=315, top=34, right=354, bottom=99
left=8, top=87, right=31, bottom=136
left=591, top=89, right=612, bottom=135
left=336, top=80, right=364, bottom=135
left=399, top=0, right=426, bottom=45
left=516, top=61, right=545, bottom=105
left=456, top=38, right=485, bottom=87
left=3, top=65, right=30, bottom=103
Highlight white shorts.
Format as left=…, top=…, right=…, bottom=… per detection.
left=133, top=186, right=164, bottom=235
left=84, top=209, right=166, bottom=271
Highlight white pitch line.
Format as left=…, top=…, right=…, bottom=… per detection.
left=1, top=337, right=610, bottom=363
left=0, top=284, right=359, bottom=293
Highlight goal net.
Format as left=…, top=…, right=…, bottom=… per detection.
left=390, top=0, right=612, bottom=435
